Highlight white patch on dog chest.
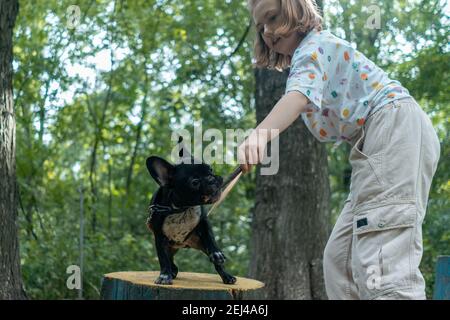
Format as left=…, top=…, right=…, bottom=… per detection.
left=162, top=206, right=201, bottom=243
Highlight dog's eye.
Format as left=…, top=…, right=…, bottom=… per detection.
left=191, top=178, right=200, bottom=188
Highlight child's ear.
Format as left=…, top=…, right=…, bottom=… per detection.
left=146, top=156, right=175, bottom=186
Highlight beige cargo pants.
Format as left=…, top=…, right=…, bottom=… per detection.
left=323, top=98, right=441, bottom=300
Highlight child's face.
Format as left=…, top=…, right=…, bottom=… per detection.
left=252, top=0, right=301, bottom=57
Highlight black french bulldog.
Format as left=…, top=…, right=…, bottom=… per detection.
left=145, top=155, right=237, bottom=285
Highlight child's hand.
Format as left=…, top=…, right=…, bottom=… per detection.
left=237, top=130, right=268, bottom=173
left=236, top=92, right=308, bottom=174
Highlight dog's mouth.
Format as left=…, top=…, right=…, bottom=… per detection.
left=202, top=190, right=221, bottom=204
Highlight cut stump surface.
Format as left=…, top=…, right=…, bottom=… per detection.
left=100, top=271, right=265, bottom=300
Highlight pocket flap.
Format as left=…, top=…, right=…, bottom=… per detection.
left=353, top=203, right=417, bottom=235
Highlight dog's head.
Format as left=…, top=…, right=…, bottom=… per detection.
left=146, top=156, right=223, bottom=207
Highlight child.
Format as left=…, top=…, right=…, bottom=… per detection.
left=239, top=0, right=441, bottom=300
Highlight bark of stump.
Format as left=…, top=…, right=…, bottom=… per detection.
left=100, top=271, right=265, bottom=300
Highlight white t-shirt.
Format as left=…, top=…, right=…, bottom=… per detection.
left=285, top=29, right=411, bottom=146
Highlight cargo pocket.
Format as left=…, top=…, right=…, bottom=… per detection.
left=349, top=127, right=385, bottom=207
left=351, top=203, right=417, bottom=299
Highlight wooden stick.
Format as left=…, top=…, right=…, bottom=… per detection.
left=221, top=166, right=242, bottom=189
left=207, top=166, right=242, bottom=216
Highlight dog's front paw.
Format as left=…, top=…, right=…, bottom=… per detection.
left=221, top=273, right=237, bottom=285
left=155, top=273, right=173, bottom=285
left=209, top=251, right=226, bottom=264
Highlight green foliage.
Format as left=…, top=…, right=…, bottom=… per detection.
left=13, top=0, right=448, bottom=299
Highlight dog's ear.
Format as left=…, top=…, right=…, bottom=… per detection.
left=146, top=156, right=175, bottom=186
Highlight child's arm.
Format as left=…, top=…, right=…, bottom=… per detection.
left=238, top=91, right=309, bottom=173
left=254, top=91, right=309, bottom=141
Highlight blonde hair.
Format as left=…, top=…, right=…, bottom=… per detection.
left=247, top=0, right=323, bottom=71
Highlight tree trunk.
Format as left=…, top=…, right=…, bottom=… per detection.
left=248, top=68, right=330, bottom=299
left=0, top=0, right=26, bottom=300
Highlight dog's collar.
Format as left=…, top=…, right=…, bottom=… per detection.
left=149, top=188, right=191, bottom=216
left=149, top=203, right=190, bottom=216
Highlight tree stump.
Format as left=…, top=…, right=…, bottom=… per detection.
left=100, top=271, right=265, bottom=300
